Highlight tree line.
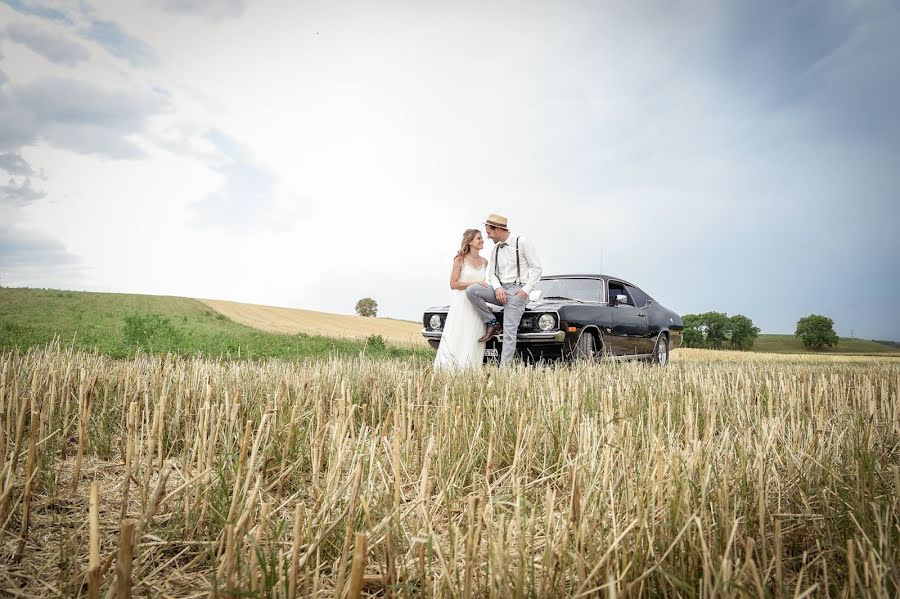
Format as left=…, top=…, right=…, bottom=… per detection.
left=681, top=312, right=760, bottom=349
left=682, top=312, right=840, bottom=351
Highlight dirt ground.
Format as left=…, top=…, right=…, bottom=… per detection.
left=200, top=299, right=429, bottom=347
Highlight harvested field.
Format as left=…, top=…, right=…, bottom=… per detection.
left=201, top=299, right=427, bottom=348
left=0, top=347, right=897, bottom=596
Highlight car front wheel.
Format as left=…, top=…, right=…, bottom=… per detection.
left=572, top=331, right=595, bottom=361
left=651, top=333, right=669, bottom=366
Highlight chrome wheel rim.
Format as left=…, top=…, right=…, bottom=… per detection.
left=658, top=339, right=667, bottom=365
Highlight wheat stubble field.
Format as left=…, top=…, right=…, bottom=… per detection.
left=0, top=347, right=897, bottom=597
left=199, top=300, right=426, bottom=348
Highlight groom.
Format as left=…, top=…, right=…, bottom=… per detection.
left=466, top=213, right=543, bottom=366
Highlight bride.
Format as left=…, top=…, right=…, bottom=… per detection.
left=433, top=229, right=490, bottom=371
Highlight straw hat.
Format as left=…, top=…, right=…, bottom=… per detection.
left=484, top=213, right=508, bottom=229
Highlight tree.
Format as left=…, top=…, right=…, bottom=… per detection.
left=682, top=314, right=705, bottom=348
left=795, top=314, right=839, bottom=350
left=728, top=314, right=760, bottom=350
left=355, top=297, right=378, bottom=317
left=700, top=311, right=730, bottom=349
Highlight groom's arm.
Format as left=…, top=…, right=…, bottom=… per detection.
left=487, top=249, right=501, bottom=289
left=520, top=236, right=543, bottom=294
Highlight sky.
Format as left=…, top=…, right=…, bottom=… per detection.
left=1, top=0, right=899, bottom=339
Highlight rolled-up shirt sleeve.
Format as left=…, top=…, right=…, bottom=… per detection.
left=520, top=237, right=543, bottom=294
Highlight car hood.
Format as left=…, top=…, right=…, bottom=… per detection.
left=526, top=299, right=571, bottom=310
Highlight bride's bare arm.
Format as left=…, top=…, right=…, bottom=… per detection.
left=450, top=258, right=466, bottom=290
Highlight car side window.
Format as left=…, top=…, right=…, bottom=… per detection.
left=626, top=285, right=649, bottom=308
left=606, top=282, right=618, bottom=304
left=608, top=282, right=634, bottom=306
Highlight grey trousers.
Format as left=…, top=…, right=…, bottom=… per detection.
left=466, top=283, right=527, bottom=366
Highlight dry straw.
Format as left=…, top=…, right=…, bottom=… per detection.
left=0, top=345, right=896, bottom=596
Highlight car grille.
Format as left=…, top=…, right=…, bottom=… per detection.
left=518, top=315, right=538, bottom=331
left=425, top=312, right=548, bottom=332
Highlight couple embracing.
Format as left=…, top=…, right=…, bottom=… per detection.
left=434, top=213, right=543, bottom=371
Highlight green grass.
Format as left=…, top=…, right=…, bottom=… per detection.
left=0, top=287, right=430, bottom=361
left=752, top=333, right=900, bottom=355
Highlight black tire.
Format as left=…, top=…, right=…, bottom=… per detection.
left=651, top=333, right=669, bottom=366
left=572, top=331, right=595, bottom=361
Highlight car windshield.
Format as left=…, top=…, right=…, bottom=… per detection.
left=532, top=278, right=603, bottom=303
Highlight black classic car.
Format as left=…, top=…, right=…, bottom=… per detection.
left=422, top=274, right=683, bottom=365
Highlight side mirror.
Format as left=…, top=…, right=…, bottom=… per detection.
left=615, top=294, right=628, bottom=306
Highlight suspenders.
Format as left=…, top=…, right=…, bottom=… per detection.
left=493, top=237, right=521, bottom=285
left=515, top=237, right=520, bottom=282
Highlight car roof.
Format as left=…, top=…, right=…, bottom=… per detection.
left=541, top=274, right=637, bottom=286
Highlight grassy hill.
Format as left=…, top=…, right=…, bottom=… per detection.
left=751, top=334, right=899, bottom=355
left=0, top=287, right=430, bottom=361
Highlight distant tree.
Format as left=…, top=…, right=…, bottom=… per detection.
left=728, top=314, right=760, bottom=350
left=700, top=311, right=731, bottom=349
left=355, top=297, right=378, bottom=318
left=682, top=312, right=760, bottom=350
left=795, top=314, right=839, bottom=350
left=682, top=314, right=705, bottom=348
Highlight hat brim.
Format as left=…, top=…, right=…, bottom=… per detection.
left=484, top=220, right=508, bottom=229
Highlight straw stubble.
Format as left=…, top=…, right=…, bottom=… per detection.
left=0, top=347, right=896, bottom=596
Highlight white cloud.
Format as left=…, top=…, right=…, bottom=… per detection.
left=0, top=152, right=39, bottom=176
left=154, top=0, right=248, bottom=20
left=1, top=177, right=45, bottom=205
left=0, top=222, right=83, bottom=287
left=5, top=20, right=90, bottom=66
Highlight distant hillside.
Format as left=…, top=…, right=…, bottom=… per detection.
left=200, top=299, right=425, bottom=347
left=0, top=288, right=429, bottom=361
left=872, top=339, right=900, bottom=349
left=751, top=334, right=900, bottom=355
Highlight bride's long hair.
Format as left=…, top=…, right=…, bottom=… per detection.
left=455, top=229, right=481, bottom=261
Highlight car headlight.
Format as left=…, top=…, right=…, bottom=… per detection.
left=429, top=314, right=443, bottom=330
left=537, top=313, right=556, bottom=331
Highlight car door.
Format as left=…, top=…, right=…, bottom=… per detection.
left=607, top=282, right=649, bottom=355
left=625, top=284, right=655, bottom=354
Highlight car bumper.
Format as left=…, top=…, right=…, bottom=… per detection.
left=422, top=330, right=567, bottom=343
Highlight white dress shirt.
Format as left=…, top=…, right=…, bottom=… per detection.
left=487, top=234, right=543, bottom=294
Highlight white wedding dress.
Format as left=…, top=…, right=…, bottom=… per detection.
left=433, top=262, right=487, bottom=371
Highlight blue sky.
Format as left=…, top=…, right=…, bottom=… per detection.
left=1, top=0, right=898, bottom=339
